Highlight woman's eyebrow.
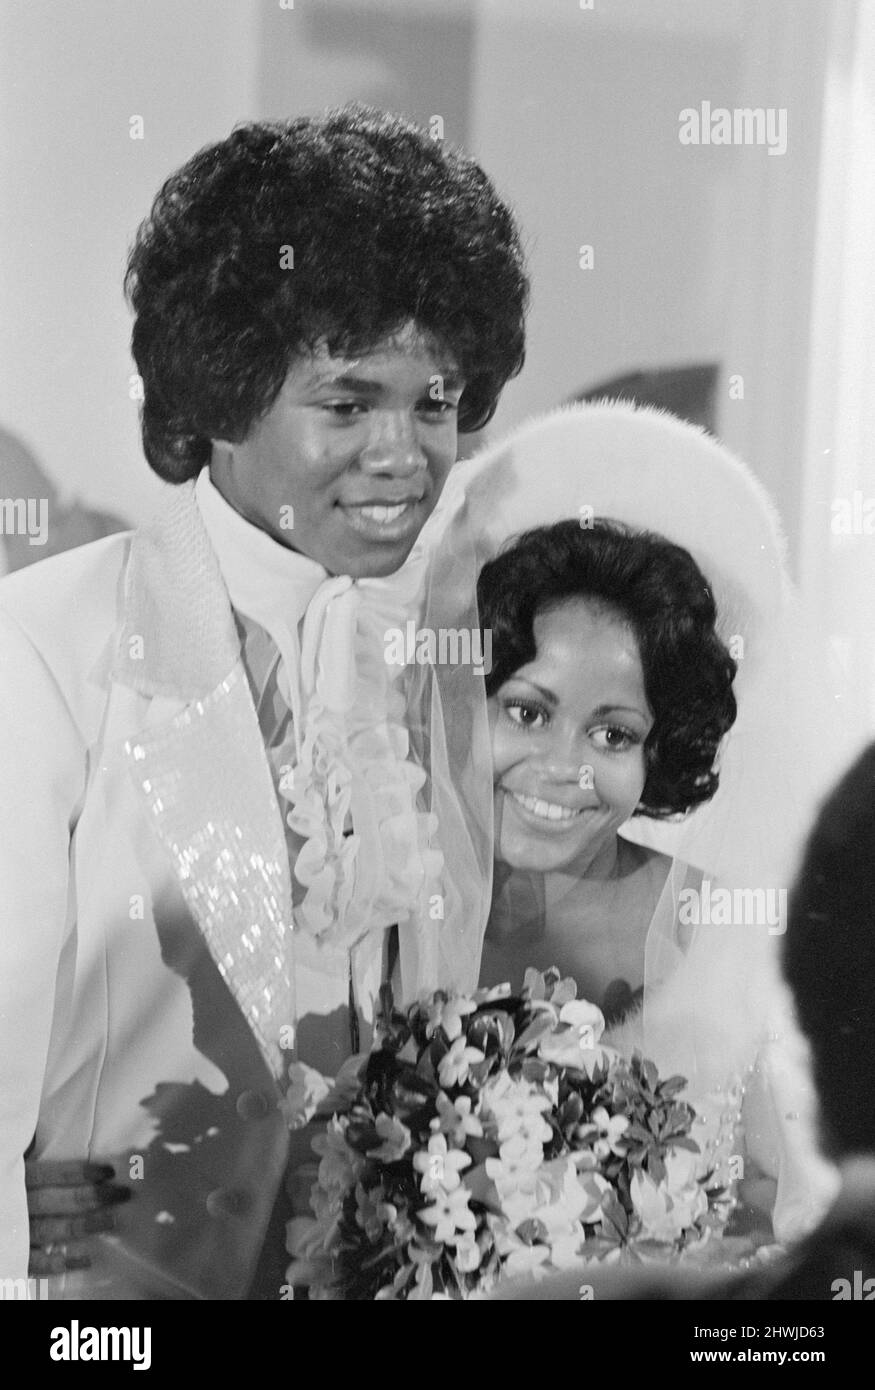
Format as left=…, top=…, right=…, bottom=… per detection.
left=507, top=678, right=558, bottom=704
left=590, top=703, right=650, bottom=721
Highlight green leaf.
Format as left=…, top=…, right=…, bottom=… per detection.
left=657, top=1074, right=689, bottom=1099
left=647, top=1151, right=666, bottom=1185
left=519, top=1057, right=551, bottom=1085
left=516, top=1218, right=549, bottom=1246
left=523, top=967, right=546, bottom=1000
left=410, top=1263, right=434, bottom=1300
left=515, top=1013, right=556, bottom=1050
left=625, top=1123, right=653, bottom=1146
left=549, top=977, right=578, bottom=1008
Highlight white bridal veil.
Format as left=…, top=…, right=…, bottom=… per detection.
left=411, top=401, right=847, bottom=1240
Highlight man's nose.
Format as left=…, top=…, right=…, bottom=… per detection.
left=359, top=411, right=427, bottom=477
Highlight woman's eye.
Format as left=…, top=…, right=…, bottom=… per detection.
left=590, top=726, right=638, bottom=752
left=503, top=700, right=548, bottom=731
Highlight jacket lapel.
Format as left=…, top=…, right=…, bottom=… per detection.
left=110, top=483, right=294, bottom=1083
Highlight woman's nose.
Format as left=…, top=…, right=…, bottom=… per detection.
left=359, top=411, right=426, bottom=477
left=537, top=756, right=588, bottom=786
left=535, top=730, right=590, bottom=784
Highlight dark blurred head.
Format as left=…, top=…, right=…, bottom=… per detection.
left=784, top=742, right=875, bottom=1159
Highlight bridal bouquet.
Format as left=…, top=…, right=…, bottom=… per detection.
left=284, top=969, right=727, bottom=1300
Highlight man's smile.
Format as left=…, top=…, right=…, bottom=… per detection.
left=338, top=495, right=427, bottom=543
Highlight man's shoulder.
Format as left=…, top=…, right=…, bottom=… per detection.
left=0, top=534, right=134, bottom=719
left=0, top=531, right=133, bottom=650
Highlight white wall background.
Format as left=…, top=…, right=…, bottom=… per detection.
left=0, top=0, right=849, bottom=571
left=469, top=0, right=832, bottom=564
left=0, top=0, right=260, bottom=524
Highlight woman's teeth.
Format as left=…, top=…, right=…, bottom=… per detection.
left=359, top=502, right=409, bottom=523
left=510, top=791, right=584, bottom=822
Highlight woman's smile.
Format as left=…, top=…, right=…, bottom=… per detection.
left=502, top=787, right=591, bottom=827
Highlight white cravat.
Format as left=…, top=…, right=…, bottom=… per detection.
left=194, top=467, right=334, bottom=761
left=193, top=465, right=438, bottom=953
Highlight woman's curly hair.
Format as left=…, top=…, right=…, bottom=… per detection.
left=124, top=104, right=529, bottom=482
left=477, top=518, right=737, bottom=818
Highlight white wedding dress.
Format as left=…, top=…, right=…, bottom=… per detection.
left=607, top=857, right=837, bottom=1248
left=480, top=851, right=836, bottom=1251
left=414, top=401, right=848, bottom=1254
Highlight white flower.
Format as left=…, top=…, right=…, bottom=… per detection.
left=437, top=1036, right=485, bottom=1087
left=452, top=1233, right=483, bottom=1273
left=436, top=1092, right=484, bottom=1146
left=548, top=1230, right=588, bottom=1269
left=369, top=1113, right=412, bottom=1162
left=481, top=1073, right=553, bottom=1146
left=486, top=1132, right=546, bottom=1192
left=280, top=1062, right=332, bottom=1131
left=630, top=1170, right=679, bottom=1242
left=530, top=1158, right=604, bottom=1234
left=496, top=1228, right=552, bottom=1280
left=425, top=993, right=477, bottom=1042
left=418, top=1186, right=478, bottom=1243
left=311, top=1116, right=363, bottom=1200
left=590, top=1106, right=630, bottom=1159
left=539, top=1035, right=617, bottom=1077
left=412, top=1133, right=472, bottom=1195
left=664, top=1146, right=699, bottom=1192
left=559, top=1000, right=606, bottom=1039
left=630, top=1166, right=705, bottom=1244
left=473, top=982, right=513, bottom=1004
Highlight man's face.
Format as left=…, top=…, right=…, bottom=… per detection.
left=209, top=323, right=464, bottom=578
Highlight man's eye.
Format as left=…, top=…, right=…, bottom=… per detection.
left=503, top=700, right=548, bottom=730
left=418, top=398, right=459, bottom=417
left=321, top=401, right=367, bottom=419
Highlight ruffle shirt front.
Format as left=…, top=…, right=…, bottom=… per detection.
left=194, top=469, right=442, bottom=1003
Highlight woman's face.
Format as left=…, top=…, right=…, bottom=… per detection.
left=490, top=597, right=654, bottom=875
left=209, top=322, right=464, bottom=578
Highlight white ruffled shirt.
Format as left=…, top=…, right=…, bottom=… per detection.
left=194, top=467, right=441, bottom=1073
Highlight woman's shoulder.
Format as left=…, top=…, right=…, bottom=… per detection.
left=620, top=841, right=707, bottom=957
left=619, top=838, right=705, bottom=895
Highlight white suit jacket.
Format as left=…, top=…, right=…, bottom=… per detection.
left=0, top=482, right=373, bottom=1298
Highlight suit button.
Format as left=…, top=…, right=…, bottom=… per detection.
left=236, top=1089, right=271, bottom=1121
left=206, top=1187, right=252, bottom=1219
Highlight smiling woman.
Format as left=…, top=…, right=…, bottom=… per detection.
left=449, top=402, right=840, bottom=1257
left=477, top=517, right=738, bottom=1000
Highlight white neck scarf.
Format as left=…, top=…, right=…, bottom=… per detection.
left=194, top=465, right=442, bottom=952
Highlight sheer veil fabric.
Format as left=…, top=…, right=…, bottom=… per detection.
left=415, top=402, right=847, bottom=1242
